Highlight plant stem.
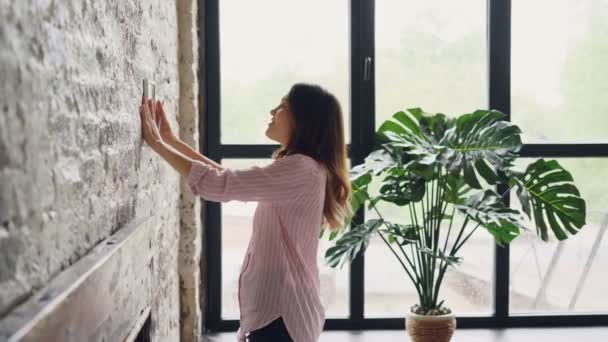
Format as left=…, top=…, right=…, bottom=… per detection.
left=432, top=260, right=450, bottom=306
left=430, top=170, right=436, bottom=249
left=421, top=195, right=427, bottom=248
left=454, top=222, right=481, bottom=253
left=369, top=203, right=422, bottom=297
left=430, top=167, right=447, bottom=307
left=410, top=201, right=427, bottom=306
left=443, top=207, right=456, bottom=252
left=408, top=203, right=422, bottom=277
left=432, top=219, right=480, bottom=306
left=377, top=231, right=422, bottom=296
left=451, top=216, right=470, bottom=255
left=423, top=190, right=433, bottom=308
left=372, top=206, right=421, bottom=284
left=416, top=181, right=432, bottom=308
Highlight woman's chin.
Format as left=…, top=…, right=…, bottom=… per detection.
left=265, top=130, right=281, bottom=145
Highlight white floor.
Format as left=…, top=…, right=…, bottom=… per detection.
left=204, top=327, right=608, bottom=342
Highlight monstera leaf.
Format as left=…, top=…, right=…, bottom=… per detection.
left=455, top=190, right=526, bottom=245
left=361, top=149, right=396, bottom=176
left=509, top=159, right=586, bottom=241
left=439, top=110, right=522, bottom=189
left=442, top=173, right=474, bottom=205
left=377, top=109, right=444, bottom=167
left=325, top=219, right=384, bottom=268
left=349, top=149, right=399, bottom=211
left=377, top=109, right=424, bottom=140
left=420, top=247, right=463, bottom=267
left=349, top=171, right=372, bottom=218
left=383, top=223, right=421, bottom=246
left=374, top=167, right=426, bottom=207
left=417, top=110, right=455, bottom=143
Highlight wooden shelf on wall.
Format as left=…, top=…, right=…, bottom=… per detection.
left=0, top=216, right=156, bottom=342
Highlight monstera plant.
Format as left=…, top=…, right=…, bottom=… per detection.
left=323, top=108, right=586, bottom=342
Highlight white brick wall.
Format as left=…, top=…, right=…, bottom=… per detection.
left=0, top=1, right=189, bottom=340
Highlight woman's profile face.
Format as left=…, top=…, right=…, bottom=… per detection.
left=265, top=95, right=294, bottom=146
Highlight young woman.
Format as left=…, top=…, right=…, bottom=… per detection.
left=139, top=83, right=351, bottom=342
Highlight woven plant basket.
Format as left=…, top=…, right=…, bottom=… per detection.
left=405, top=311, right=456, bottom=342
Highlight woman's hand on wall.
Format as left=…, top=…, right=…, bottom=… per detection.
left=140, top=98, right=163, bottom=150
left=149, top=99, right=224, bottom=171
left=155, top=101, right=177, bottom=143
left=139, top=97, right=194, bottom=177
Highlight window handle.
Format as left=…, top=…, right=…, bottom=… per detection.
left=363, top=57, right=372, bottom=82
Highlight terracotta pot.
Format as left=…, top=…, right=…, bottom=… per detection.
left=405, top=311, right=456, bottom=342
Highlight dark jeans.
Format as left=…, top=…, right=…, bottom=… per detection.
left=247, top=317, right=293, bottom=342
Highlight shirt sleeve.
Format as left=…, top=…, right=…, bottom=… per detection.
left=187, top=154, right=319, bottom=203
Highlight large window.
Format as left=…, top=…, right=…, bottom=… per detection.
left=203, top=0, right=608, bottom=331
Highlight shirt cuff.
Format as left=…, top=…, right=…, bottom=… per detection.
left=187, top=161, right=210, bottom=197
left=236, top=327, right=246, bottom=342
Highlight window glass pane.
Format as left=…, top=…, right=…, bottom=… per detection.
left=319, top=159, right=351, bottom=318
left=375, top=0, right=487, bottom=125
left=512, top=0, right=608, bottom=143
left=510, top=158, right=608, bottom=313
left=364, top=175, right=494, bottom=317
left=319, top=229, right=350, bottom=318
left=220, top=0, right=350, bottom=144
left=220, top=159, right=267, bottom=319
left=221, top=159, right=349, bottom=319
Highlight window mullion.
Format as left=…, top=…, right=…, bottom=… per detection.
left=489, top=0, right=512, bottom=324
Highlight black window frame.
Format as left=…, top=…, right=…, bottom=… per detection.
left=200, top=0, right=608, bottom=332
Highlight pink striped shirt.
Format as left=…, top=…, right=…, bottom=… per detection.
left=188, top=154, right=327, bottom=342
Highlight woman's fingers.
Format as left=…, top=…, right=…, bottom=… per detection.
left=158, top=102, right=168, bottom=125
left=156, top=101, right=164, bottom=122
left=140, top=104, right=149, bottom=129
left=139, top=98, right=158, bottom=147
left=139, top=97, right=169, bottom=148
left=145, top=100, right=163, bottom=142
left=140, top=106, right=149, bottom=142
left=157, top=100, right=167, bottom=119
left=139, top=105, right=144, bottom=139
left=154, top=101, right=162, bottom=128
left=143, top=103, right=149, bottom=123
left=142, top=102, right=154, bottom=135
left=155, top=100, right=176, bottom=141
left=154, top=104, right=162, bottom=133
left=147, top=99, right=158, bottom=127
left=141, top=105, right=151, bottom=135
left=146, top=100, right=155, bottom=125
